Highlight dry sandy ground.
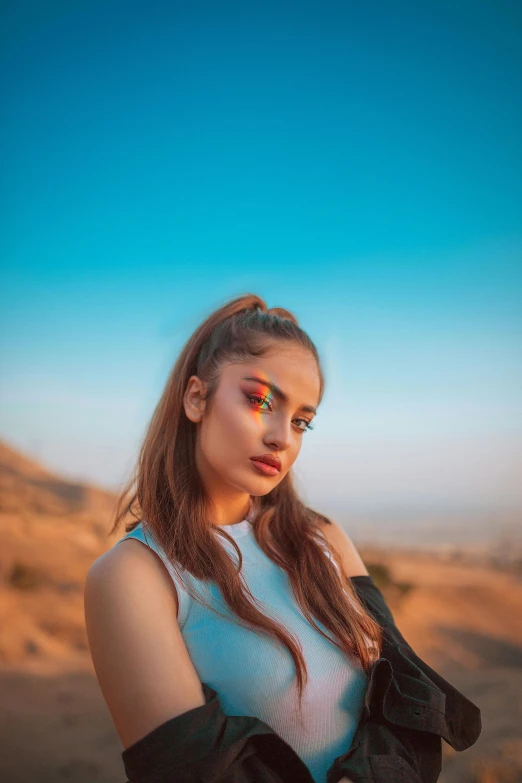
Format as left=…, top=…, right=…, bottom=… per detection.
left=1, top=439, right=521, bottom=782
left=1, top=553, right=521, bottom=783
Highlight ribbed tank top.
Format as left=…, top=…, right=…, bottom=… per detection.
left=115, top=519, right=370, bottom=783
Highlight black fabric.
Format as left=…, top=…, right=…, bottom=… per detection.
left=350, top=575, right=482, bottom=751
left=122, top=574, right=482, bottom=783
left=325, top=575, right=481, bottom=783
left=121, top=682, right=314, bottom=783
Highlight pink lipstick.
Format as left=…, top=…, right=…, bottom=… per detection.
left=250, top=459, right=280, bottom=476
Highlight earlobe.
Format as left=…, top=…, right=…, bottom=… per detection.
left=184, top=404, right=202, bottom=423
left=184, top=399, right=205, bottom=423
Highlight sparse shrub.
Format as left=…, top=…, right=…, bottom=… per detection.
left=396, top=581, right=414, bottom=596
left=54, top=581, right=81, bottom=594
left=511, top=558, right=522, bottom=575
left=7, top=560, right=47, bottom=590
left=367, top=562, right=392, bottom=589
left=366, top=564, right=415, bottom=599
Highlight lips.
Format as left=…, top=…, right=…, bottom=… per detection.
left=250, top=454, right=282, bottom=471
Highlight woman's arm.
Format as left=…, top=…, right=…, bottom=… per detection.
left=84, top=540, right=206, bottom=749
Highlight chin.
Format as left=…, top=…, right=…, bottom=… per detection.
left=245, top=477, right=277, bottom=495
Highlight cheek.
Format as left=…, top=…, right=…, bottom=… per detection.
left=220, top=397, right=250, bottom=432
left=205, top=398, right=253, bottom=448
left=287, top=447, right=300, bottom=468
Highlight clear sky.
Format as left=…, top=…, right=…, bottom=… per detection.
left=1, top=0, right=521, bottom=515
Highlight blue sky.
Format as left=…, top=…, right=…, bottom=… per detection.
left=1, top=0, right=521, bottom=516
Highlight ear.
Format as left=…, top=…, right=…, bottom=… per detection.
left=183, top=376, right=208, bottom=423
left=318, top=518, right=369, bottom=578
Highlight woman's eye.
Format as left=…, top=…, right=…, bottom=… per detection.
left=246, top=393, right=272, bottom=411
left=246, top=394, right=315, bottom=433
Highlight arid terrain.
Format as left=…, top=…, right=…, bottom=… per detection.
left=0, top=438, right=521, bottom=783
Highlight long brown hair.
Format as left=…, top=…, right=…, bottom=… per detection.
left=109, top=293, right=384, bottom=723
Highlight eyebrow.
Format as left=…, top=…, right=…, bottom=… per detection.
left=241, top=376, right=317, bottom=414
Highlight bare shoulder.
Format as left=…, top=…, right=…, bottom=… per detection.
left=84, top=537, right=203, bottom=749
left=98, top=535, right=180, bottom=616
left=317, top=517, right=369, bottom=578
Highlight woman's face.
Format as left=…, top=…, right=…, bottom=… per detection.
left=183, top=342, right=321, bottom=516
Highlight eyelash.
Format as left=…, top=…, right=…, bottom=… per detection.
left=246, top=394, right=315, bottom=432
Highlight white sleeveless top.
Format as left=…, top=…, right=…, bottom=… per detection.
left=115, top=519, right=369, bottom=783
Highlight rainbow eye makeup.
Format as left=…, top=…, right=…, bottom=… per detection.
left=241, top=375, right=317, bottom=414
left=245, top=393, right=315, bottom=433
left=240, top=373, right=317, bottom=433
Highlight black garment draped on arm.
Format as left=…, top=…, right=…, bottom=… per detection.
left=121, top=575, right=482, bottom=783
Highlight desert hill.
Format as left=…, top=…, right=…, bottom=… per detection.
left=0, top=438, right=118, bottom=520
left=0, top=438, right=123, bottom=666
left=0, top=438, right=521, bottom=782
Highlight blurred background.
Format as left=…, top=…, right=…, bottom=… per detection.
left=1, top=1, right=521, bottom=781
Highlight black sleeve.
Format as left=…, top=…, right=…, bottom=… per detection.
left=327, top=715, right=442, bottom=783
left=324, top=575, right=481, bottom=783
left=121, top=682, right=315, bottom=783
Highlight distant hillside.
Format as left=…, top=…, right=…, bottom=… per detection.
left=0, top=439, right=127, bottom=666
left=0, top=440, right=119, bottom=520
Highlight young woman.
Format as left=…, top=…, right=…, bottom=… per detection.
left=84, top=294, right=480, bottom=783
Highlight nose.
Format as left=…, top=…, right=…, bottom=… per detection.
left=263, top=416, right=292, bottom=453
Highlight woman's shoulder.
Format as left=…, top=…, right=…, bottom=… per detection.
left=316, top=516, right=369, bottom=577
left=90, top=529, right=180, bottom=617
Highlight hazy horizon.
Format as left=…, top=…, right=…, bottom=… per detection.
left=1, top=2, right=521, bottom=515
